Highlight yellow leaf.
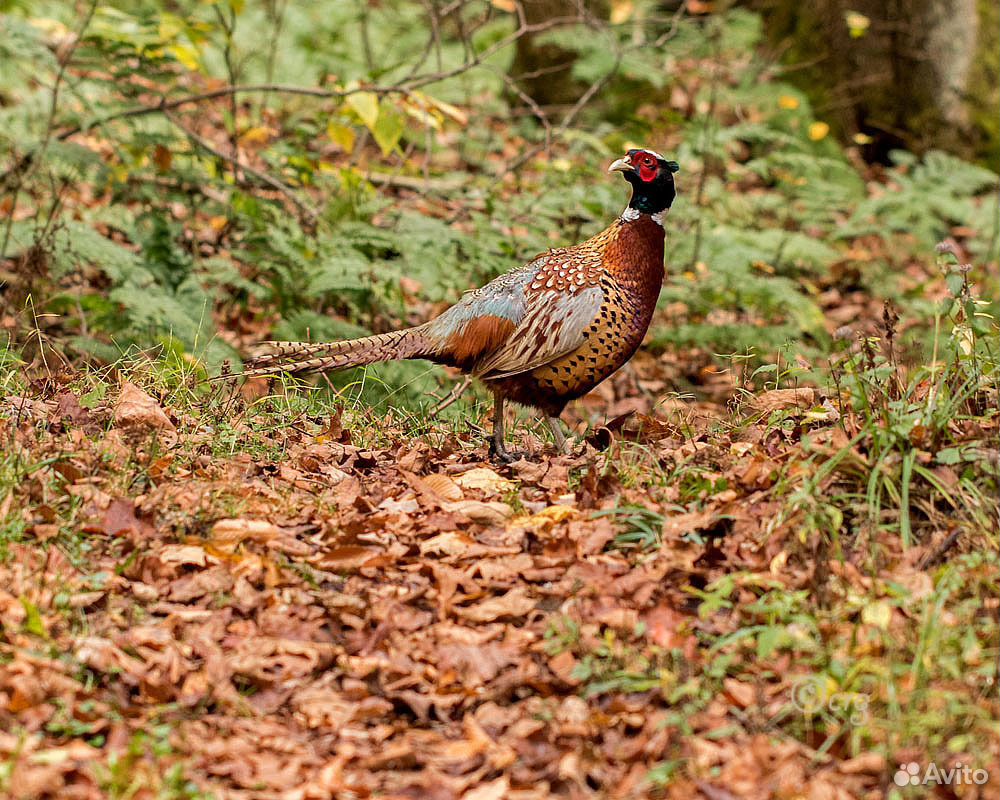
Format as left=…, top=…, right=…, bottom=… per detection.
left=853, top=132, right=874, bottom=145
left=158, top=12, right=184, bottom=40
left=169, top=43, right=201, bottom=71
left=27, top=17, right=72, bottom=39
left=490, top=0, right=517, bottom=11
left=410, top=90, right=468, bottom=126
left=778, top=95, right=799, bottom=110
left=400, top=101, right=442, bottom=131
left=238, top=126, right=271, bottom=147
left=513, top=504, right=578, bottom=532
left=845, top=11, right=870, bottom=37
left=861, top=599, right=892, bottom=630
left=455, top=467, right=515, bottom=494
left=610, top=0, right=635, bottom=24
left=808, top=121, right=830, bottom=141
left=951, top=324, right=974, bottom=355
left=346, top=91, right=379, bottom=130
left=327, top=121, right=356, bottom=153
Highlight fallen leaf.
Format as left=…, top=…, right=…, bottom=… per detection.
left=514, top=504, right=578, bottom=532
left=113, top=382, right=174, bottom=431
left=210, top=519, right=281, bottom=551
left=723, top=678, right=755, bottom=708
left=158, top=544, right=212, bottom=567
left=420, top=473, right=464, bottom=502
left=314, top=545, right=381, bottom=570
left=455, top=467, right=516, bottom=494
left=442, top=500, right=514, bottom=526
left=456, top=588, right=536, bottom=622
left=463, top=776, right=509, bottom=800
left=751, top=388, right=816, bottom=414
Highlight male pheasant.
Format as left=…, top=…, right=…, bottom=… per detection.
left=238, top=148, right=679, bottom=461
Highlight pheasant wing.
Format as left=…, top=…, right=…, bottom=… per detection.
left=474, top=284, right=603, bottom=379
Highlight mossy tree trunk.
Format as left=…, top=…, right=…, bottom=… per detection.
left=508, top=0, right=608, bottom=115
left=752, top=0, right=999, bottom=165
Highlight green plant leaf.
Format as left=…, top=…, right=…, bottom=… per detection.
left=372, top=102, right=405, bottom=156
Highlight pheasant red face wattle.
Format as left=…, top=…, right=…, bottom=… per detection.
left=633, top=151, right=659, bottom=182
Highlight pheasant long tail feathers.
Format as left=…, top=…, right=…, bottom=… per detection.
left=235, top=326, right=437, bottom=379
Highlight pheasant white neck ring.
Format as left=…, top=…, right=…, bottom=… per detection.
left=620, top=207, right=666, bottom=227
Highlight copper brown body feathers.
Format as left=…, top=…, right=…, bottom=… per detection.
left=235, top=148, right=679, bottom=460
left=484, top=215, right=664, bottom=416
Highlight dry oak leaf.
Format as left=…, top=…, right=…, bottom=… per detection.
left=751, top=388, right=816, bottom=415
left=210, top=518, right=281, bottom=551
left=722, top=677, right=756, bottom=709
left=441, top=500, right=514, bottom=526
left=158, top=544, right=215, bottom=567
left=463, top=777, right=510, bottom=800
left=456, top=587, right=536, bottom=622
left=418, top=472, right=464, bottom=502
left=113, top=382, right=175, bottom=430
left=312, top=545, right=383, bottom=571
left=513, top=504, right=578, bottom=532
left=455, top=467, right=516, bottom=494
left=838, top=753, right=885, bottom=774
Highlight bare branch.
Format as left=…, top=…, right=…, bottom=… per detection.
left=163, top=109, right=320, bottom=224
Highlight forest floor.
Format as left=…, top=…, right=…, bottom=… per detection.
left=1, top=7, right=998, bottom=797
left=1, top=338, right=997, bottom=800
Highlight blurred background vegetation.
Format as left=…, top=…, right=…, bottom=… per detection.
left=1, top=0, right=997, bottom=413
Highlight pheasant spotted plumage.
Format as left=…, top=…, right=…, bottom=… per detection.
left=234, top=148, right=680, bottom=461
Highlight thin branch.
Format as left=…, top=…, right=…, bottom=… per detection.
left=499, top=2, right=687, bottom=176
left=163, top=109, right=319, bottom=223
left=1, top=0, right=98, bottom=254
left=431, top=375, right=473, bottom=417
left=1, top=10, right=592, bottom=190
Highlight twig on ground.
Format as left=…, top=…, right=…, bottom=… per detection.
left=918, top=528, right=963, bottom=570
left=431, top=375, right=473, bottom=417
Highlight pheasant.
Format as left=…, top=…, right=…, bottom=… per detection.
left=237, top=148, right=679, bottom=461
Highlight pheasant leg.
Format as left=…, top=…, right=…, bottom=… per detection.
left=488, top=394, right=516, bottom=463
left=547, top=416, right=569, bottom=454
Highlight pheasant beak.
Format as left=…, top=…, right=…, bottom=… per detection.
left=608, top=156, right=633, bottom=174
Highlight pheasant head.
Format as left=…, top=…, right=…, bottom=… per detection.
left=608, top=148, right=680, bottom=216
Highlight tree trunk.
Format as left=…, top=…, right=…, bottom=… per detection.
left=752, top=0, right=999, bottom=165
left=509, top=0, right=606, bottom=114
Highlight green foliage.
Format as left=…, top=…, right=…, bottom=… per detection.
left=1, top=1, right=997, bottom=405
left=840, top=150, right=1000, bottom=259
